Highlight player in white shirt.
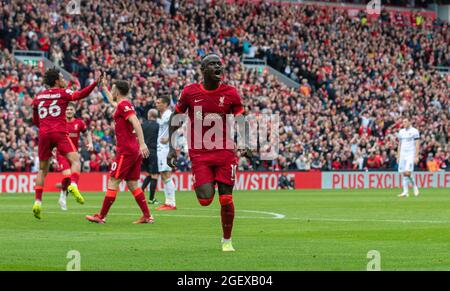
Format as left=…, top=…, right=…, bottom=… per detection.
left=397, top=118, right=420, bottom=197
left=155, top=97, right=177, bottom=210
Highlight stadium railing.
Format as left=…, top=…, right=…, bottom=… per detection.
left=13, top=50, right=76, bottom=82
left=433, top=66, right=450, bottom=75
left=241, top=57, right=300, bottom=89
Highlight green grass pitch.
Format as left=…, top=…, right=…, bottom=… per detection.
left=1, top=189, right=450, bottom=270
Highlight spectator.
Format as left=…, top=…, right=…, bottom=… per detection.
left=426, top=153, right=440, bottom=172
left=89, top=153, right=100, bottom=172
left=366, top=151, right=383, bottom=169
left=278, top=173, right=294, bottom=189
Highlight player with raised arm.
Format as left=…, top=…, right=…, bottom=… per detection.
left=31, top=68, right=101, bottom=219
left=397, top=118, right=420, bottom=197
left=85, top=78, right=153, bottom=224
left=167, top=54, right=247, bottom=252
left=55, top=102, right=94, bottom=211
left=155, top=97, right=177, bottom=211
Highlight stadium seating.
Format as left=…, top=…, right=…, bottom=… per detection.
left=0, top=0, right=448, bottom=173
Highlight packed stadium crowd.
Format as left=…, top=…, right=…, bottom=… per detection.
left=0, top=0, right=449, bottom=174
left=310, top=0, right=438, bottom=8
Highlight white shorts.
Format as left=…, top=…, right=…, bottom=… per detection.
left=398, top=157, right=414, bottom=173
left=157, top=147, right=171, bottom=172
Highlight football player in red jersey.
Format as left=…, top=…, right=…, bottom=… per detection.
left=55, top=102, right=94, bottom=211
left=167, top=54, right=248, bottom=252
left=31, top=68, right=102, bottom=219
left=86, top=79, right=153, bottom=224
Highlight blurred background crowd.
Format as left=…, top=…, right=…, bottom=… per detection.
left=0, top=0, right=448, bottom=173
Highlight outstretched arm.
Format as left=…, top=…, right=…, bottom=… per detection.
left=70, top=73, right=103, bottom=101
left=99, top=73, right=117, bottom=107
left=101, top=85, right=117, bottom=107
left=71, top=81, right=98, bottom=101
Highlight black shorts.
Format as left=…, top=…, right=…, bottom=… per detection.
left=142, top=150, right=159, bottom=174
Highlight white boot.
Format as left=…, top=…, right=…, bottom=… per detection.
left=59, top=190, right=67, bottom=210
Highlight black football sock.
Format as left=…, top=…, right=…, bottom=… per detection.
left=141, top=176, right=152, bottom=193
left=149, top=178, right=157, bottom=201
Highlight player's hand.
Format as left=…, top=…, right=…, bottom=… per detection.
left=87, top=143, right=94, bottom=152
left=96, top=71, right=104, bottom=86
left=140, top=144, right=149, bottom=159
left=100, top=72, right=108, bottom=89
left=167, top=148, right=177, bottom=169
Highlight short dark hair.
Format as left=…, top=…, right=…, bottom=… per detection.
left=201, top=53, right=220, bottom=62
left=113, top=80, right=130, bottom=96
left=67, top=102, right=76, bottom=109
left=43, top=68, right=61, bottom=87
left=200, top=53, right=220, bottom=69
left=157, top=96, right=170, bottom=106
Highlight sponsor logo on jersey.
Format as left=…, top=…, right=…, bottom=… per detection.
left=124, top=105, right=133, bottom=112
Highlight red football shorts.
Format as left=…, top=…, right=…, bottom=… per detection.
left=38, top=132, right=77, bottom=161
left=55, top=152, right=71, bottom=172
left=109, top=153, right=143, bottom=181
left=190, top=150, right=238, bottom=189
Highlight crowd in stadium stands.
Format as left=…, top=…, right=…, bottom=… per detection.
left=0, top=0, right=448, bottom=174
left=310, top=0, right=434, bottom=7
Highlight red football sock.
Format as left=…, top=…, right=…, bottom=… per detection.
left=61, top=175, right=71, bottom=192
left=219, top=195, right=234, bottom=240
left=35, top=186, right=43, bottom=201
left=100, top=189, right=117, bottom=218
left=132, top=188, right=150, bottom=217
left=71, top=171, right=80, bottom=184
left=198, top=196, right=214, bottom=206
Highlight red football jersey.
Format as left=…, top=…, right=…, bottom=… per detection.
left=32, top=88, right=74, bottom=134
left=32, top=82, right=97, bottom=134
left=66, top=118, right=87, bottom=150
left=113, top=99, right=139, bottom=155
left=174, top=83, right=244, bottom=154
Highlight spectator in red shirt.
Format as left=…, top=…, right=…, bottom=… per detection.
left=366, top=151, right=382, bottom=169
left=89, top=153, right=100, bottom=172
left=332, top=158, right=342, bottom=170
left=38, top=33, right=50, bottom=52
